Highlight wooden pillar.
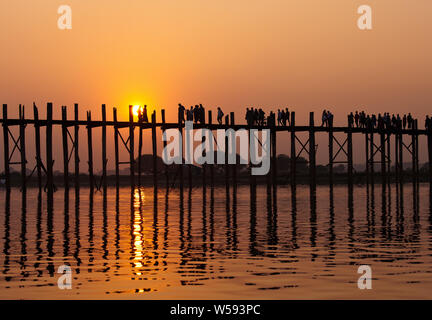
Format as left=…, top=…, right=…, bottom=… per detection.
left=101, top=104, right=107, bottom=190
left=178, top=110, right=183, bottom=191
left=415, top=120, right=419, bottom=178
left=208, top=110, right=214, bottom=186
left=290, top=112, right=296, bottom=186
left=309, top=112, right=316, bottom=186
left=411, top=120, right=416, bottom=180
left=113, top=108, right=120, bottom=187
left=202, top=111, right=207, bottom=187
left=370, top=130, right=374, bottom=183
left=2, top=104, right=10, bottom=189
left=161, top=109, right=168, bottom=188
left=138, top=107, right=143, bottom=186
left=152, top=111, right=157, bottom=188
left=225, top=115, right=229, bottom=192
left=328, top=119, right=334, bottom=184
left=74, top=103, right=80, bottom=187
left=271, top=123, right=277, bottom=186
left=394, top=133, right=399, bottom=181
left=129, top=105, right=135, bottom=188
left=386, top=133, right=391, bottom=182
left=19, top=105, right=27, bottom=189
left=380, top=129, right=386, bottom=183
left=428, top=127, right=432, bottom=186
left=61, top=106, right=69, bottom=189
left=248, top=125, right=256, bottom=187
left=365, top=132, right=369, bottom=181
left=230, top=112, right=236, bottom=186
left=33, top=104, right=42, bottom=189
left=86, top=111, right=94, bottom=190
left=46, top=103, right=54, bottom=193
left=399, top=131, right=403, bottom=183
left=347, top=115, right=353, bottom=184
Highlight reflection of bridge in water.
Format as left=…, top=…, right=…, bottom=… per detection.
left=1, top=103, right=431, bottom=192
left=0, top=180, right=426, bottom=297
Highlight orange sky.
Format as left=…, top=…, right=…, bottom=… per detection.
left=1, top=1, right=431, bottom=170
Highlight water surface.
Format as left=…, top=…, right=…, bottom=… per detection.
left=0, top=183, right=431, bottom=299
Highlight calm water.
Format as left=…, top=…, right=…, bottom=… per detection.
left=0, top=183, right=431, bottom=299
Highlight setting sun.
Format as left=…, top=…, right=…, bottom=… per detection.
left=132, top=105, right=140, bottom=117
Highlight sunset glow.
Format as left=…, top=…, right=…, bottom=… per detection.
left=132, top=105, right=141, bottom=117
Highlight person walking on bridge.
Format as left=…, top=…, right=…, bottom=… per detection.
left=217, top=107, right=224, bottom=125
left=178, top=104, right=185, bottom=123
left=321, top=110, right=327, bottom=127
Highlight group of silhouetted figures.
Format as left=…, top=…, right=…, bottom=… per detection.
left=321, top=110, right=334, bottom=127
left=137, top=105, right=149, bottom=123
left=177, top=104, right=294, bottom=126
left=244, top=108, right=291, bottom=126
left=178, top=103, right=207, bottom=124
left=174, top=104, right=432, bottom=131
left=347, top=111, right=418, bottom=130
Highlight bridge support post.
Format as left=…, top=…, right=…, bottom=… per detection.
left=290, top=112, right=296, bottom=186
left=309, top=112, right=316, bottom=186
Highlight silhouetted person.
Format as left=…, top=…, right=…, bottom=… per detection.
left=178, top=104, right=185, bottom=123
left=425, top=115, right=431, bottom=130
left=144, top=105, right=149, bottom=123
left=277, top=109, right=282, bottom=126
left=187, top=106, right=193, bottom=121
left=217, top=107, right=224, bottom=125
left=285, top=108, right=290, bottom=126
left=408, top=113, right=413, bottom=129
left=321, top=110, right=327, bottom=127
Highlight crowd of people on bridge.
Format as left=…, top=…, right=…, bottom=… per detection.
left=245, top=108, right=291, bottom=126
left=321, top=110, right=334, bottom=127
left=178, top=103, right=207, bottom=124
left=347, top=111, right=417, bottom=130
left=175, top=104, right=432, bottom=131
left=137, top=105, right=148, bottom=123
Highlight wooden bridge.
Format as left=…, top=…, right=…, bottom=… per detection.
left=1, top=103, right=431, bottom=191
